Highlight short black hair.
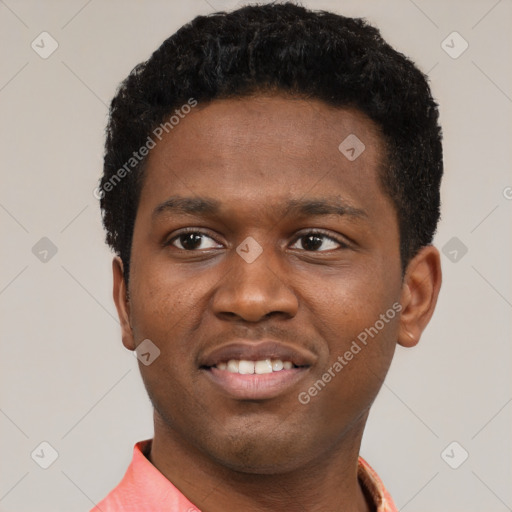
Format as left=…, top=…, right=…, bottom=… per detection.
left=99, top=2, right=443, bottom=281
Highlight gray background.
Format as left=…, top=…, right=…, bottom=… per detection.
left=1, top=0, right=511, bottom=510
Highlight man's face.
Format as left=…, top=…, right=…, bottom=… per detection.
left=124, top=96, right=404, bottom=473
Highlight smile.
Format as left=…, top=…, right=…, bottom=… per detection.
left=199, top=340, right=315, bottom=399
left=214, top=358, right=296, bottom=374
left=203, top=364, right=310, bottom=400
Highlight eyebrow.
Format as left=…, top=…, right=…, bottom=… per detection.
left=152, top=195, right=367, bottom=221
left=152, top=196, right=221, bottom=219
left=285, top=198, right=368, bottom=219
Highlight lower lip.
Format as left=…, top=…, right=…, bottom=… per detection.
left=203, top=367, right=309, bottom=400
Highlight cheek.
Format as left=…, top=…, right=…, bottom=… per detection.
left=307, top=258, right=400, bottom=331
left=127, top=257, right=224, bottom=390
left=128, top=254, right=205, bottom=336
left=301, top=275, right=399, bottom=431
left=127, top=265, right=203, bottom=421
left=302, top=261, right=401, bottom=383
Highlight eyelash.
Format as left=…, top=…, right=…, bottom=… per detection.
left=165, top=228, right=349, bottom=252
left=291, top=230, right=350, bottom=251
left=165, top=228, right=222, bottom=250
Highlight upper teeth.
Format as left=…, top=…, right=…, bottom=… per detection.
left=216, top=359, right=294, bottom=374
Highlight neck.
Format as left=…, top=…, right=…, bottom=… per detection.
left=148, top=412, right=373, bottom=512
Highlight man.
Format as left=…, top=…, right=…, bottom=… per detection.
left=94, top=2, right=442, bottom=511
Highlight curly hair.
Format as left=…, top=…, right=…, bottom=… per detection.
left=99, top=2, right=443, bottom=281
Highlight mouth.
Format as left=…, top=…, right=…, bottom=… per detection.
left=207, top=358, right=300, bottom=374
left=199, top=341, right=314, bottom=400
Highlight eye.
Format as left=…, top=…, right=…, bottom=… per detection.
left=290, top=232, right=344, bottom=252
left=169, top=231, right=222, bottom=251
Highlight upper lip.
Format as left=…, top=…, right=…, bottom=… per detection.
left=199, top=340, right=316, bottom=368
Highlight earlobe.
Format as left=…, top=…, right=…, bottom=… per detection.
left=112, top=257, right=135, bottom=351
left=397, top=245, right=442, bottom=348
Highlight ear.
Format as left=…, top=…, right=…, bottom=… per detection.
left=397, top=245, right=442, bottom=347
left=112, top=257, right=135, bottom=351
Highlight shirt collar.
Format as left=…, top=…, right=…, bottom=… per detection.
left=93, top=439, right=397, bottom=512
left=358, top=456, right=397, bottom=512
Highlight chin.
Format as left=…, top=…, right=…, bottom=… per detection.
left=212, top=450, right=310, bottom=475
left=205, top=431, right=316, bottom=475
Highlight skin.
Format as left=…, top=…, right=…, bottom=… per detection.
left=113, top=95, right=442, bottom=512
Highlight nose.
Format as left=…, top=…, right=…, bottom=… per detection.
left=212, top=248, right=299, bottom=323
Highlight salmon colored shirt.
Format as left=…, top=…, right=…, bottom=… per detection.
left=92, top=440, right=397, bottom=512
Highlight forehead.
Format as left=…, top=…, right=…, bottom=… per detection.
left=139, top=95, right=390, bottom=218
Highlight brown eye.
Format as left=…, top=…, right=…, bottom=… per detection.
left=170, top=232, right=221, bottom=250
left=291, top=233, right=342, bottom=252
left=302, top=235, right=323, bottom=251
